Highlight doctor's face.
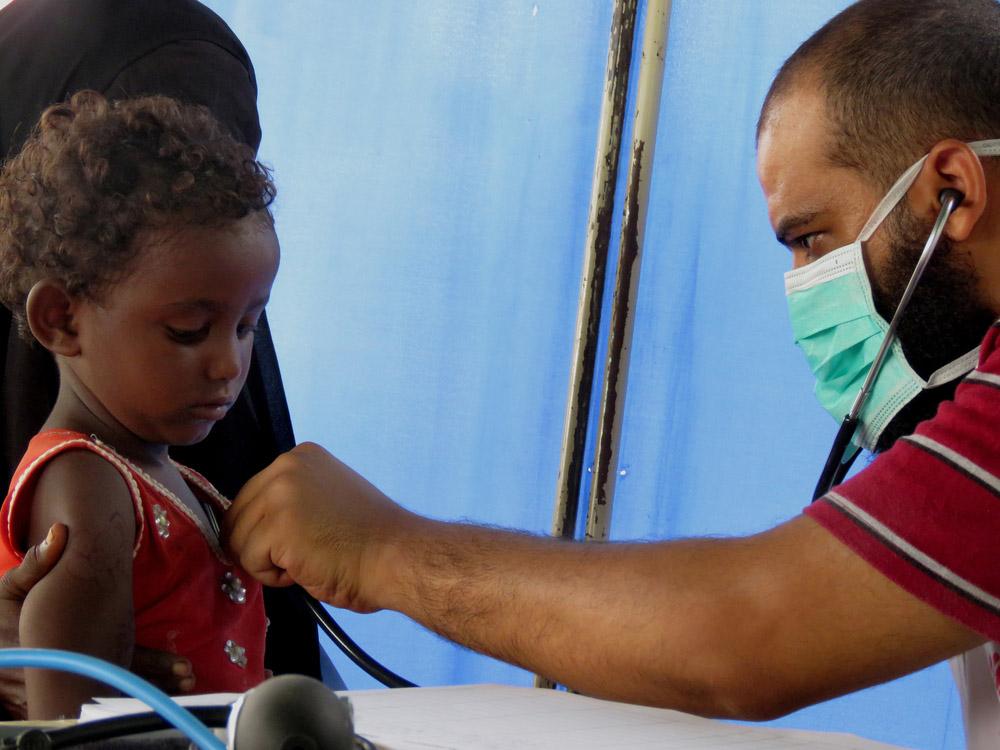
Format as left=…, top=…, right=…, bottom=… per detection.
left=756, top=83, right=995, bottom=447
left=756, top=86, right=883, bottom=271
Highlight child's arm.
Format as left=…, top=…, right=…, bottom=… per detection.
left=18, top=451, right=137, bottom=719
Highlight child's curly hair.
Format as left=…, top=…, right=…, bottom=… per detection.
left=0, top=90, right=276, bottom=338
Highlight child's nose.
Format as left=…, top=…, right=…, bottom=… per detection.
left=206, top=337, right=244, bottom=382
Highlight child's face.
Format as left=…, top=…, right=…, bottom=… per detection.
left=70, top=214, right=280, bottom=447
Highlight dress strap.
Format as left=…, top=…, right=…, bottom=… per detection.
left=6, top=433, right=146, bottom=558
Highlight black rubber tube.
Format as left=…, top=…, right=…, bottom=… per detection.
left=812, top=416, right=859, bottom=501
left=298, top=588, right=416, bottom=689
left=37, top=706, right=229, bottom=748
left=34, top=706, right=376, bottom=749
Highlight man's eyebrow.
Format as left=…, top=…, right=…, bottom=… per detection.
left=774, top=211, right=820, bottom=245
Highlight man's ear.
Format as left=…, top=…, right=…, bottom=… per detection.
left=25, top=280, right=81, bottom=356
left=909, top=139, right=987, bottom=243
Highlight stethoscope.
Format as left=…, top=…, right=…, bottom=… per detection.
left=812, top=188, right=965, bottom=500
left=202, top=490, right=417, bottom=688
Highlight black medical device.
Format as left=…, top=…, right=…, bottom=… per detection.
left=0, top=650, right=376, bottom=749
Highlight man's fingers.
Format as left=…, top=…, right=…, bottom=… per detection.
left=238, top=536, right=296, bottom=588
left=221, top=456, right=281, bottom=544
left=221, top=474, right=258, bottom=541
left=224, top=509, right=293, bottom=587
left=130, top=648, right=196, bottom=693
left=222, top=490, right=263, bottom=555
left=224, top=462, right=297, bottom=587
left=224, top=503, right=266, bottom=566
left=0, top=524, right=67, bottom=601
left=225, top=443, right=328, bottom=534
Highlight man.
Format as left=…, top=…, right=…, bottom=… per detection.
left=0, top=0, right=324, bottom=716
left=221, top=0, right=1000, bottom=744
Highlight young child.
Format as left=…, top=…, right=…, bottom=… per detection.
left=0, top=91, right=278, bottom=718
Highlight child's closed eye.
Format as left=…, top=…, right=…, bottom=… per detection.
left=234, top=300, right=269, bottom=341
left=236, top=320, right=261, bottom=339
left=165, top=324, right=210, bottom=344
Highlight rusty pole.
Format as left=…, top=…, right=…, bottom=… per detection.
left=535, top=0, right=640, bottom=690
left=584, top=0, right=672, bottom=543
left=547, top=0, right=638, bottom=546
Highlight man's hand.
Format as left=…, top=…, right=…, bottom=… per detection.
left=0, top=524, right=67, bottom=718
left=223, top=442, right=418, bottom=613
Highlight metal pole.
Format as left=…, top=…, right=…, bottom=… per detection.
left=548, top=0, right=638, bottom=543
left=535, top=0, right=639, bottom=691
left=585, top=0, right=671, bottom=542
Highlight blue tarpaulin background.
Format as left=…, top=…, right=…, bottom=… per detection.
left=204, top=2, right=965, bottom=747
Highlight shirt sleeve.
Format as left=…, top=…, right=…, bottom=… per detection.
left=805, top=324, right=1000, bottom=642
left=103, top=39, right=261, bottom=151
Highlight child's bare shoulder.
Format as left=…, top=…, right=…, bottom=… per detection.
left=18, top=448, right=138, bottom=718
left=25, top=448, right=137, bottom=555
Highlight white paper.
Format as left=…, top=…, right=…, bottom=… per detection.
left=340, top=685, right=912, bottom=750
left=76, top=683, right=913, bottom=749
left=77, top=692, right=239, bottom=723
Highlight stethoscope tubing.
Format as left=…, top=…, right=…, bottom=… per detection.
left=813, top=190, right=963, bottom=501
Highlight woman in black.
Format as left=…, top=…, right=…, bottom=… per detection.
left=0, top=0, right=326, bottom=716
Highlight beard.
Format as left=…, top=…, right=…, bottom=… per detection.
left=869, top=204, right=997, bottom=452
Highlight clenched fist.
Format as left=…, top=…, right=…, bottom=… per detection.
left=222, top=443, right=421, bottom=614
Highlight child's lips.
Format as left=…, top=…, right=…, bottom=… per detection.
left=189, top=400, right=234, bottom=421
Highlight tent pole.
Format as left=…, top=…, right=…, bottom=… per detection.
left=584, top=0, right=672, bottom=543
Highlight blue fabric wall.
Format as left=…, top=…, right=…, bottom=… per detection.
left=204, top=2, right=964, bottom=747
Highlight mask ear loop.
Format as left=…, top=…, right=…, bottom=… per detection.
left=811, top=188, right=964, bottom=500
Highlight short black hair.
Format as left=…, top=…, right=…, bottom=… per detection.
left=758, top=0, right=1000, bottom=188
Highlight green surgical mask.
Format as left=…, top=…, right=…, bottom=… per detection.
left=784, top=140, right=1000, bottom=450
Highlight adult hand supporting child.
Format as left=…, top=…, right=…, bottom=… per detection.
left=0, top=523, right=66, bottom=718
left=0, top=523, right=195, bottom=718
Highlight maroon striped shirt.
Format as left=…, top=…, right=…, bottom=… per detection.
left=806, top=322, right=1000, bottom=650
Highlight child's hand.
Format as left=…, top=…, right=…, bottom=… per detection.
left=130, top=648, right=196, bottom=695
left=0, top=523, right=68, bottom=718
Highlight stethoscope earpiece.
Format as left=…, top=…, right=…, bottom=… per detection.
left=939, top=188, right=965, bottom=211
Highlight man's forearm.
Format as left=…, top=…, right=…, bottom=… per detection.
left=373, top=514, right=982, bottom=720
left=223, top=445, right=982, bottom=720
left=376, top=517, right=770, bottom=717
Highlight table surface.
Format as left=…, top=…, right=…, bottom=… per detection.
left=1, top=684, right=912, bottom=750
left=344, top=684, right=911, bottom=750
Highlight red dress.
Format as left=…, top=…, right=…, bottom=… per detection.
left=0, top=430, right=266, bottom=692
